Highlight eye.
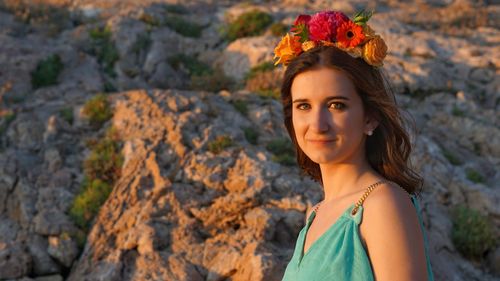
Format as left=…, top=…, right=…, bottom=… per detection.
left=296, top=103, right=311, bottom=110
left=328, top=102, right=346, bottom=110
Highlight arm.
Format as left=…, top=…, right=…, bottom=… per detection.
left=360, top=184, right=429, bottom=281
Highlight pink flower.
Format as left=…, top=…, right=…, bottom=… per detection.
left=308, top=11, right=349, bottom=42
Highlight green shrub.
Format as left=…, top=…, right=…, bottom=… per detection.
left=452, top=105, right=465, bottom=117
left=401, top=86, right=447, bottom=101
left=0, top=111, right=16, bottom=135
left=270, top=22, right=287, bottom=36
left=71, top=229, right=87, bottom=250
left=59, top=107, right=74, bottom=125
left=69, top=126, right=123, bottom=232
left=131, top=33, right=152, bottom=55
left=163, top=15, right=203, bottom=38
left=190, top=68, right=236, bottom=92
left=104, top=125, right=121, bottom=141
left=82, top=94, right=113, bottom=128
left=451, top=205, right=497, bottom=260
left=69, top=178, right=112, bottom=230
left=266, top=138, right=293, bottom=155
left=83, top=136, right=124, bottom=184
left=167, top=55, right=237, bottom=92
left=4, top=112, right=16, bottom=123
left=3, top=92, right=26, bottom=104
left=208, top=135, right=233, bottom=154
left=103, top=80, right=117, bottom=93
left=271, top=154, right=296, bottom=166
left=231, top=100, right=248, bottom=116
left=256, top=89, right=280, bottom=100
left=1, top=2, right=72, bottom=35
left=31, top=54, right=64, bottom=89
left=168, top=54, right=212, bottom=76
left=245, top=67, right=281, bottom=100
left=82, top=94, right=112, bottom=126
left=266, top=138, right=295, bottom=166
left=243, top=127, right=258, bottom=145
left=472, top=142, right=482, bottom=156
left=139, top=13, right=160, bottom=27
left=89, top=26, right=119, bottom=77
left=466, top=168, right=484, bottom=184
left=245, top=61, right=275, bottom=81
left=226, top=10, right=273, bottom=41
left=165, top=4, right=189, bottom=14
left=442, top=148, right=462, bottom=166
left=89, top=25, right=112, bottom=40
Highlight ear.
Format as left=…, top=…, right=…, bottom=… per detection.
left=364, top=113, right=379, bottom=134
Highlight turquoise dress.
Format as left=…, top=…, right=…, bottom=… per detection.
left=281, top=194, right=434, bottom=281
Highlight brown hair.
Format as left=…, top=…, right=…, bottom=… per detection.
left=280, top=45, right=423, bottom=195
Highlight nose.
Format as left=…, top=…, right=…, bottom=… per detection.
left=310, top=107, right=330, bottom=133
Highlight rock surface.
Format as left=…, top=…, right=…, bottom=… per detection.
left=0, top=0, right=498, bottom=280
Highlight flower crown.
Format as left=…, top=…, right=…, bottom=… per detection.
left=273, top=10, right=388, bottom=67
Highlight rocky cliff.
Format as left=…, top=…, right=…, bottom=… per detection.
left=0, top=0, right=498, bottom=280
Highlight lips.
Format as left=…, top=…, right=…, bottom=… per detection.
left=307, top=139, right=336, bottom=143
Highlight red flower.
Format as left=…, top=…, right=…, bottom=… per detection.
left=293, top=14, right=311, bottom=27
left=336, top=21, right=365, bottom=48
left=291, top=14, right=311, bottom=42
left=308, top=11, right=349, bottom=42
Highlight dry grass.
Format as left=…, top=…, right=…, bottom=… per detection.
left=245, top=70, right=282, bottom=100
left=0, top=0, right=74, bottom=35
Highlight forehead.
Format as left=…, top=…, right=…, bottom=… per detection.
left=290, top=67, right=358, bottom=99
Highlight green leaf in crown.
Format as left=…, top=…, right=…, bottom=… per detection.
left=353, top=10, right=373, bottom=26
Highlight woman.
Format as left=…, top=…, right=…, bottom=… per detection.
left=274, top=10, right=434, bottom=281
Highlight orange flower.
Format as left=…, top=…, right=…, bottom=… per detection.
left=336, top=21, right=365, bottom=48
left=363, top=35, right=387, bottom=67
left=274, top=34, right=302, bottom=66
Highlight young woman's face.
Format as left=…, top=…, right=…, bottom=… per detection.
left=291, top=67, right=373, bottom=165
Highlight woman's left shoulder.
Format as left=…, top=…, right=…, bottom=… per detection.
left=359, top=182, right=428, bottom=280
left=363, top=181, right=416, bottom=218
left=361, top=182, right=419, bottom=233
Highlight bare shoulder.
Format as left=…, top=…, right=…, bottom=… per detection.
left=359, top=182, right=429, bottom=280
left=362, top=182, right=415, bottom=221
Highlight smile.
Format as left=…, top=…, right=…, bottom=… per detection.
left=307, top=139, right=336, bottom=143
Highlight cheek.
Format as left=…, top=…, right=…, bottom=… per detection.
left=335, top=114, right=354, bottom=128
left=337, top=109, right=364, bottom=129
left=291, top=114, right=305, bottom=142
left=291, top=112, right=301, bottom=130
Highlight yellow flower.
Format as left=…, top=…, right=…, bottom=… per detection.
left=274, top=34, right=302, bottom=66
left=346, top=46, right=363, bottom=58
left=301, top=40, right=317, bottom=52
left=363, top=35, right=387, bottom=67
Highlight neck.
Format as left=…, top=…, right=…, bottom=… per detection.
left=319, top=156, right=382, bottom=203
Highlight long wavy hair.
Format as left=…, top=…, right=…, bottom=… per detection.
left=280, top=45, right=423, bottom=195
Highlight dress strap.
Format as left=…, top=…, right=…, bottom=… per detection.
left=350, top=180, right=411, bottom=216
left=350, top=180, right=386, bottom=215
left=307, top=202, right=322, bottom=222
left=312, top=202, right=322, bottom=214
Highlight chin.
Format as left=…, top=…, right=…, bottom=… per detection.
left=305, top=153, right=337, bottom=164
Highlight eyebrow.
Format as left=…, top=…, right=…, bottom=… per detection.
left=292, top=96, right=350, bottom=103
